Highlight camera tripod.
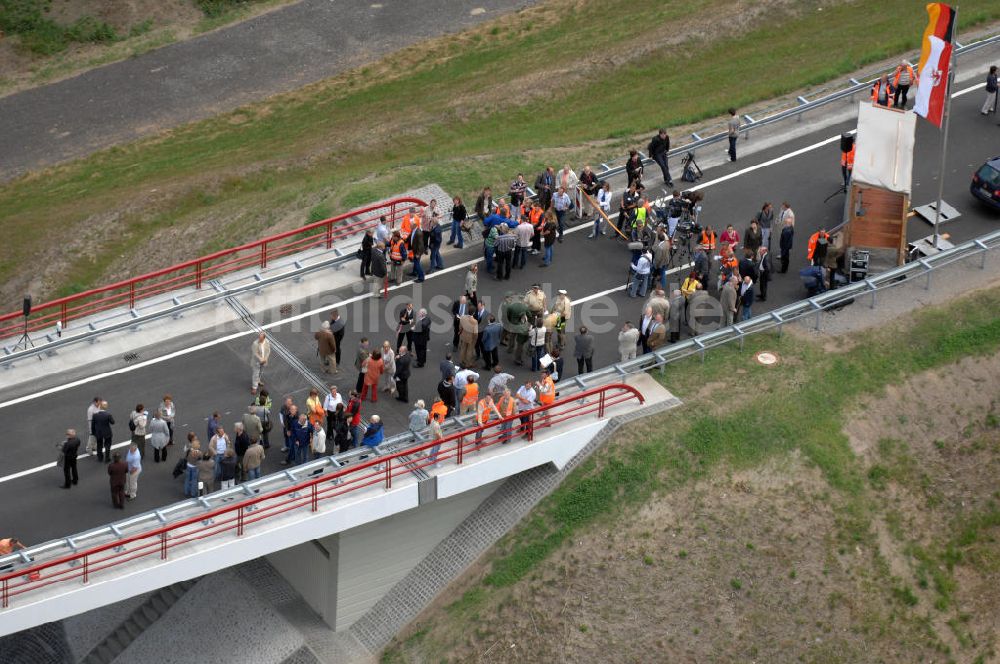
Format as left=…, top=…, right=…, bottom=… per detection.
left=668, top=233, right=695, bottom=269
left=13, top=318, right=33, bottom=351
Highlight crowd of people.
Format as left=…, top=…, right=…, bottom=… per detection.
left=42, top=113, right=834, bottom=529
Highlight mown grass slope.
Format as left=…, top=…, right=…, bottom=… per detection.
left=3, top=0, right=999, bottom=305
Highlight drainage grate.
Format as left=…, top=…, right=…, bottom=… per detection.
left=279, top=304, right=293, bottom=317
left=122, top=352, right=140, bottom=363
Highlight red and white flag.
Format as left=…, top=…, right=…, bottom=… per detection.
left=913, top=3, right=955, bottom=128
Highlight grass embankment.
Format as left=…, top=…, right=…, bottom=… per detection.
left=383, top=288, right=1000, bottom=663
left=2, top=0, right=999, bottom=304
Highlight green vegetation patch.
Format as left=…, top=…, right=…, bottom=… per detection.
left=0, top=0, right=119, bottom=55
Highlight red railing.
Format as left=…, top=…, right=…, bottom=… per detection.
left=0, top=197, right=427, bottom=340
left=0, top=384, right=643, bottom=608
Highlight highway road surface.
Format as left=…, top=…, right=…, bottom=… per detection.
left=0, top=83, right=996, bottom=546
left=0, top=0, right=541, bottom=180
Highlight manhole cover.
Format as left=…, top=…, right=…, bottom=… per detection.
left=279, top=304, right=293, bottom=317
left=755, top=351, right=779, bottom=366
left=122, top=352, right=140, bottom=363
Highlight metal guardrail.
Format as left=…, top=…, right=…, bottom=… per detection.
left=591, top=33, right=1000, bottom=182
left=0, top=384, right=644, bottom=608
left=0, top=197, right=425, bottom=343
left=0, top=198, right=426, bottom=366
left=567, top=227, right=1000, bottom=390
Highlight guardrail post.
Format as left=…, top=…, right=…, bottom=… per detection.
left=457, top=436, right=464, bottom=465
left=598, top=391, right=606, bottom=419
left=160, top=532, right=168, bottom=560
left=326, top=221, right=334, bottom=250
left=1, top=578, right=7, bottom=608
left=60, top=302, right=68, bottom=329
left=129, top=283, right=136, bottom=310
left=196, top=261, right=203, bottom=290
left=237, top=508, right=245, bottom=536
left=82, top=555, right=89, bottom=584
left=311, top=483, right=319, bottom=510
left=870, top=290, right=877, bottom=309
left=815, top=310, right=822, bottom=331
left=925, top=271, right=932, bottom=291
left=526, top=413, right=534, bottom=442
left=260, top=243, right=268, bottom=270
left=386, top=458, right=392, bottom=489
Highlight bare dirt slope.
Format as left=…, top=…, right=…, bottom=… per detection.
left=385, top=349, right=1000, bottom=663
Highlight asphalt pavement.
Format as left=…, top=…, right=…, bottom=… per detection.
left=0, top=86, right=997, bottom=546
left=0, top=0, right=540, bottom=180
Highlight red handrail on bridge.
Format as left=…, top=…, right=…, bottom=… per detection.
left=0, top=197, right=427, bottom=340
left=0, top=383, right=643, bottom=608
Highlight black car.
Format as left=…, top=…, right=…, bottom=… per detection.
left=970, top=156, right=1000, bottom=210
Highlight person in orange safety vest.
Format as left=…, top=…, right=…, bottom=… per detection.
left=841, top=142, right=855, bottom=187
left=475, top=392, right=501, bottom=447
left=400, top=207, right=419, bottom=239
left=892, top=61, right=917, bottom=109
left=495, top=389, right=517, bottom=444
left=388, top=232, right=406, bottom=284
left=460, top=380, right=479, bottom=415
left=871, top=73, right=894, bottom=107
left=699, top=228, right=716, bottom=251
left=807, top=228, right=831, bottom=266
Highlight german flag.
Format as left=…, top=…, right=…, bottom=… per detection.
left=918, top=2, right=956, bottom=73
left=914, top=3, right=955, bottom=128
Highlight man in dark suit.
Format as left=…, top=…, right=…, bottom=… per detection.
left=107, top=452, right=128, bottom=509
left=573, top=326, right=594, bottom=375
left=412, top=308, right=431, bottom=367
left=394, top=346, right=412, bottom=402
left=91, top=401, right=115, bottom=463
left=329, top=309, right=346, bottom=368
left=439, top=353, right=456, bottom=381
left=738, top=248, right=757, bottom=284
left=474, top=301, right=490, bottom=362
left=756, top=247, right=773, bottom=301
left=60, top=429, right=81, bottom=488
left=437, top=377, right=457, bottom=417
left=451, top=296, right=471, bottom=347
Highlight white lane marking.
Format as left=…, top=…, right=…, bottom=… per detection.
left=0, top=439, right=135, bottom=485
left=571, top=262, right=695, bottom=306
left=1, top=81, right=982, bottom=411
left=952, top=81, right=981, bottom=98
left=0, top=258, right=485, bottom=410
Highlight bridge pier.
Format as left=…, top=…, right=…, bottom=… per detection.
left=267, top=480, right=500, bottom=632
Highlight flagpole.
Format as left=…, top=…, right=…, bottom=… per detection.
left=932, top=6, right=957, bottom=251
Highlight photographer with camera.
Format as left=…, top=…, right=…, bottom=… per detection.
left=665, top=190, right=689, bottom=238
left=617, top=181, right=641, bottom=238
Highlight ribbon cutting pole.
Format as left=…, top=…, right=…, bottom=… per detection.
left=577, top=188, right=630, bottom=241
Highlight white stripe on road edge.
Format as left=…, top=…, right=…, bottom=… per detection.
left=0, top=439, right=137, bottom=486
left=0, top=80, right=982, bottom=413
left=0, top=261, right=694, bottom=485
